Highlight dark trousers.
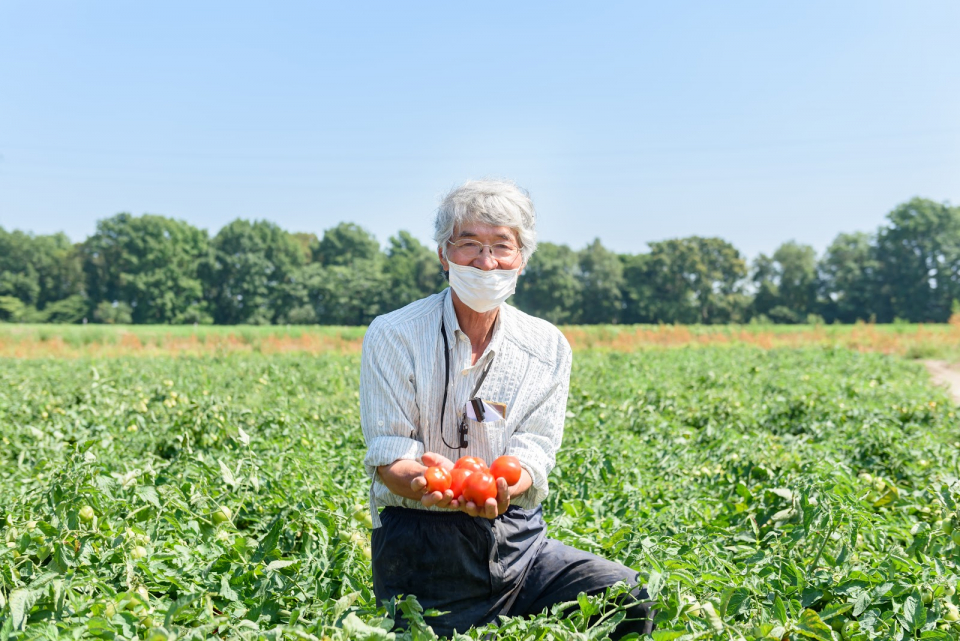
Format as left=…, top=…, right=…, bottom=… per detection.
left=371, top=505, right=654, bottom=639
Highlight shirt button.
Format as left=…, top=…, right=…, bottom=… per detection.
left=378, top=420, right=384, bottom=427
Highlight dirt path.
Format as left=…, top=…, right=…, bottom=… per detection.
left=924, top=360, right=960, bottom=405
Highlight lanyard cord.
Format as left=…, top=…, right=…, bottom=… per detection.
left=439, top=319, right=494, bottom=451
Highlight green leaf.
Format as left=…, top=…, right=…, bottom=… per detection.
left=135, top=485, right=160, bottom=508
left=795, top=608, right=833, bottom=641
left=9, top=588, right=39, bottom=631
left=265, top=559, right=297, bottom=571
left=218, top=459, right=237, bottom=488
left=251, top=517, right=283, bottom=563
left=647, top=569, right=665, bottom=600
left=773, top=595, right=787, bottom=624
left=651, top=631, right=687, bottom=641
left=900, top=589, right=925, bottom=632
left=577, top=592, right=600, bottom=617
left=219, top=575, right=239, bottom=602
left=342, top=612, right=396, bottom=640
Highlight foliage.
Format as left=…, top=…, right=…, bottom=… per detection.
left=3, top=197, right=960, bottom=325
left=513, top=242, right=582, bottom=325
left=875, top=198, right=960, bottom=323
left=81, top=214, right=211, bottom=325
left=1, top=348, right=959, bottom=640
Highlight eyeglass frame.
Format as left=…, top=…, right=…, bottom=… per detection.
left=446, top=238, right=522, bottom=261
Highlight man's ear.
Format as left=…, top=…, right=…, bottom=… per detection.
left=437, top=245, right=449, bottom=273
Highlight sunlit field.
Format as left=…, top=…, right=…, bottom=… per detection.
left=2, top=324, right=960, bottom=639
left=1, top=321, right=959, bottom=359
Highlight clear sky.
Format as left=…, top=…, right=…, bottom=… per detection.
left=1, top=1, right=958, bottom=260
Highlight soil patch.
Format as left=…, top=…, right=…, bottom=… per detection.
left=924, top=360, right=960, bottom=405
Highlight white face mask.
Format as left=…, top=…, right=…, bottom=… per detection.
left=447, top=262, right=520, bottom=313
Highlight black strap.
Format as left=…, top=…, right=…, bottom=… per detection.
left=439, top=318, right=496, bottom=452
left=439, top=321, right=456, bottom=450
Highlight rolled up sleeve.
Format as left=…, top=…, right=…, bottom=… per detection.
left=509, top=334, right=572, bottom=506
left=360, top=318, right=424, bottom=478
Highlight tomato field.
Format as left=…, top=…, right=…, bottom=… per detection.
left=2, top=346, right=960, bottom=640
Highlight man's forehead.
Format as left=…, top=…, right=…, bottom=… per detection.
left=452, top=223, right=518, bottom=240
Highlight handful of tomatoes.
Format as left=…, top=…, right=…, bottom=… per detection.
left=423, top=455, right=523, bottom=505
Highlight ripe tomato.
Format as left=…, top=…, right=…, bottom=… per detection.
left=423, top=466, right=452, bottom=493
left=462, top=471, right=497, bottom=505
left=454, top=456, right=487, bottom=473
left=489, top=456, right=522, bottom=486
left=449, top=468, right=474, bottom=499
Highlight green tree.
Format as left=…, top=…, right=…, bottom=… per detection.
left=633, top=237, right=748, bottom=324
left=314, top=222, right=381, bottom=267
left=750, top=241, right=820, bottom=323
left=0, top=227, right=85, bottom=319
left=381, top=231, right=443, bottom=313
left=204, top=219, right=305, bottom=324
left=82, top=214, right=211, bottom=324
left=875, top=198, right=960, bottom=322
left=295, top=260, right=389, bottom=325
left=513, top=242, right=582, bottom=324
left=577, top=239, right=624, bottom=324
left=819, top=231, right=880, bottom=323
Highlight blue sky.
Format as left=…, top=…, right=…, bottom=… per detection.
left=1, top=1, right=958, bottom=260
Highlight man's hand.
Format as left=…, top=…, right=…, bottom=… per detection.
left=382, top=451, right=532, bottom=520
left=413, top=452, right=457, bottom=508
left=456, top=477, right=511, bottom=519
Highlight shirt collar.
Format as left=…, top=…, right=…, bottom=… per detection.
left=441, top=287, right=507, bottom=365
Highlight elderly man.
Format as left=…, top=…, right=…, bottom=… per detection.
left=360, top=179, right=653, bottom=638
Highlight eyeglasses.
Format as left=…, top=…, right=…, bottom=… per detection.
left=447, top=239, right=521, bottom=260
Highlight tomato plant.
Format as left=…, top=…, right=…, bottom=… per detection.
left=1, top=344, right=958, bottom=640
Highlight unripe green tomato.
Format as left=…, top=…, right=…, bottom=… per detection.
left=945, top=518, right=956, bottom=535
left=212, top=506, right=232, bottom=525
left=952, top=530, right=960, bottom=546
left=361, top=545, right=371, bottom=560
left=945, top=583, right=957, bottom=597
left=141, top=614, right=154, bottom=629
left=104, top=602, right=117, bottom=618
left=79, top=506, right=95, bottom=523
left=829, top=617, right=845, bottom=631
left=922, top=589, right=934, bottom=605
left=842, top=620, right=860, bottom=640
left=131, top=545, right=148, bottom=559
left=944, top=603, right=960, bottom=622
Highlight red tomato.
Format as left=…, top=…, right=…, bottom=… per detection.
left=449, top=468, right=474, bottom=499
left=462, top=471, right=497, bottom=505
left=423, top=466, right=451, bottom=494
left=454, top=456, right=487, bottom=473
left=489, top=456, right=522, bottom=486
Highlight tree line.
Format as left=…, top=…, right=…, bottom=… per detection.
left=1, top=197, right=958, bottom=326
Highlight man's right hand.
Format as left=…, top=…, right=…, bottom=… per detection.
left=414, top=452, right=457, bottom=508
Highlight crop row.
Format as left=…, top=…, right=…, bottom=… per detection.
left=1, top=347, right=958, bottom=639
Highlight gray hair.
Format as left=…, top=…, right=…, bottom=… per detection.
left=434, top=179, right=537, bottom=261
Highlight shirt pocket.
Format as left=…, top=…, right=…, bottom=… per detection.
left=464, top=416, right=508, bottom=461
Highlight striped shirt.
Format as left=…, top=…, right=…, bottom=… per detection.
left=360, top=288, right=572, bottom=525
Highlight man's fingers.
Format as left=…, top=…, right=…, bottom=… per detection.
left=484, top=498, right=499, bottom=520
left=410, top=476, right=427, bottom=493
left=420, top=490, right=444, bottom=507
left=435, top=490, right=455, bottom=508
left=421, top=452, right=455, bottom=471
